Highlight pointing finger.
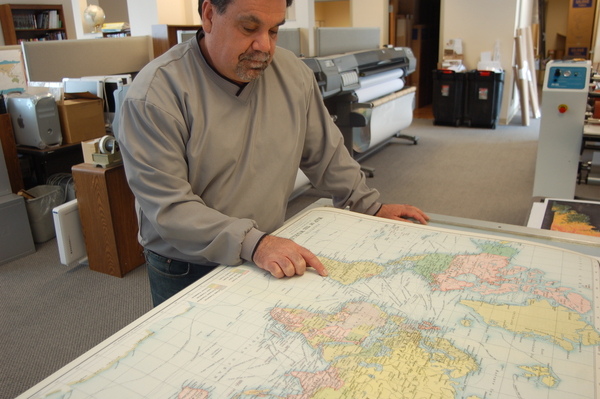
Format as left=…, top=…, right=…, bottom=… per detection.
left=299, top=247, right=328, bottom=277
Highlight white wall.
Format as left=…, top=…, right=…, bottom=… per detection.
left=126, top=0, right=159, bottom=37
left=71, top=0, right=88, bottom=38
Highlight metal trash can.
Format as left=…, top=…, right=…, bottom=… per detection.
left=24, top=185, right=64, bottom=243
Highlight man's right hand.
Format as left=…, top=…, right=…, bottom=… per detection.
left=252, top=235, right=328, bottom=278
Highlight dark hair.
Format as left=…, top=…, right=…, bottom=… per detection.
left=199, top=0, right=294, bottom=18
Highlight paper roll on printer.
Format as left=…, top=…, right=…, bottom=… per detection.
left=302, top=47, right=417, bottom=157
left=354, top=69, right=405, bottom=102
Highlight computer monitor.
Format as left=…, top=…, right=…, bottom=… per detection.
left=82, top=75, right=132, bottom=114
left=62, top=78, right=102, bottom=98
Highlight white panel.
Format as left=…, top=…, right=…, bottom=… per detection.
left=315, top=27, right=380, bottom=57
left=277, top=28, right=302, bottom=57
left=22, top=36, right=153, bottom=82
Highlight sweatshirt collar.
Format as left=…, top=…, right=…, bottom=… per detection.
left=196, top=29, right=256, bottom=101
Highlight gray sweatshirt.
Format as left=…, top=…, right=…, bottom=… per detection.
left=118, top=35, right=381, bottom=267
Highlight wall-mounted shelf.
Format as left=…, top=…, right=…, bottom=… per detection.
left=0, top=4, right=68, bottom=45
left=103, top=29, right=131, bottom=38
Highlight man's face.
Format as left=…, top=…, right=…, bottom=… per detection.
left=201, top=0, right=287, bottom=84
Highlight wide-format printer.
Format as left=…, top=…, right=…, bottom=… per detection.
left=301, top=46, right=417, bottom=173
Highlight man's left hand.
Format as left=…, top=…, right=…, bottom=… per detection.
left=375, top=203, right=430, bottom=225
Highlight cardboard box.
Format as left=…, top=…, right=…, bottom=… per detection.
left=443, top=38, right=463, bottom=58
left=565, top=0, right=597, bottom=58
left=81, top=138, right=101, bottom=164
left=395, top=15, right=413, bottom=47
left=57, top=92, right=106, bottom=144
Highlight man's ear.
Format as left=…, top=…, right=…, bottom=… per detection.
left=202, top=1, right=214, bottom=33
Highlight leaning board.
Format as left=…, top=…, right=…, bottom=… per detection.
left=17, top=207, right=600, bottom=398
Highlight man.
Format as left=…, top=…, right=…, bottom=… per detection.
left=118, top=0, right=429, bottom=307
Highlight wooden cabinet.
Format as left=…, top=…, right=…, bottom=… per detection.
left=151, top=24, right=200, bottom=58
left=0, top=114, right=24, bottom=194
left=17, top=143, right=84, bottom=189
left=0, top=4, right=68, bottom=45
left=72, top=163, right=144, bottom=278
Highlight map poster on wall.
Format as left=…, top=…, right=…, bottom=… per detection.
left=17, top=207, right=600, bottom=399
left=541, top=198, right=600, bottom=237
left=0, top=49, right=26, bottom=94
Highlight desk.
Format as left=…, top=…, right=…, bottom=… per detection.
left=17, top=142, right=83, bottom=188
left=16, top=205, right=600, bottom=398
left=71, top=163, right=144, bottom=278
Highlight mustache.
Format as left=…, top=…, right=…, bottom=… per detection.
left=239, top=51, right=271, bottom=63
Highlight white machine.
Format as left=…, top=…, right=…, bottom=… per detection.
left=53, top=199, right=87, bottom=266
left=532, top=60, right=592, bottom=199
left=6, top=93, right=63, bottom=149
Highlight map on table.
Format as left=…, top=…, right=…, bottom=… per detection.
left=541, top=199, right=600, bottom=237
left=19, top=207, right=600, bottom=399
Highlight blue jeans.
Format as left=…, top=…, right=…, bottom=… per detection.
left=145, top=250, right=218, bottom=307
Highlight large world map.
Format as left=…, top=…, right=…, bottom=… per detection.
left=19, top=208, right=600, bottom=399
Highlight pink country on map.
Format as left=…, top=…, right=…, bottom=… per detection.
left=429, top=252, right=591, bottom=315
left=177, top=386, right=209, bottom=399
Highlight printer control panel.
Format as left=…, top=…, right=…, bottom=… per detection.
left=547, top=66, right=588, bottom=90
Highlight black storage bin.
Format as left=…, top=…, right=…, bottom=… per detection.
left=464, top=70, right=504, bottom=129
left=432, top=70, right=466, bottom=127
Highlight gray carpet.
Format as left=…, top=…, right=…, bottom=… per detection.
left=355, top=116, right=541, bottom=225
left=0, top=240, right=152, bottom=399
left=3, top=115, right=600, bottom=399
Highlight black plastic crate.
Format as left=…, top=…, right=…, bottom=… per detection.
left=464, top=70, right=504, bottom=129
left=432, top=70, right=466, bottom=127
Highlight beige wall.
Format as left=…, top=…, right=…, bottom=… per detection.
left=157, top=0, right=197, bottom=25
left=315, top=1, right=350, bottom=27
left=350, top=0, right=388, bottom=46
